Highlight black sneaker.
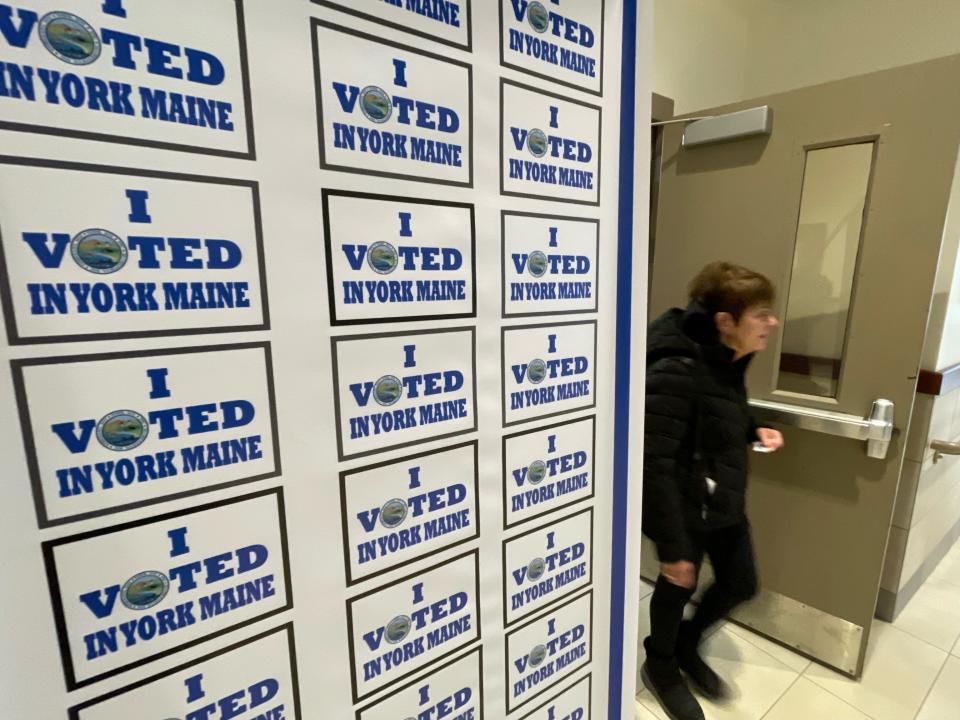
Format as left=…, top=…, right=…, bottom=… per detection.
left=676, top=622, right=729, bottom=701
left=641, top=640, right=705, bottom=720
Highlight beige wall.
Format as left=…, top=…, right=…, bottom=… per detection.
left=656, top=0, right=960, bottom=114
left=917, top=148, right=960, bottom=371
left=935, top=170, right=960, bottom=369
left=653, top=0, right=751, bottom=114
left=881, top=389, right=960, bottom=606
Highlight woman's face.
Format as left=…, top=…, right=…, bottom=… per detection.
left=718, top=304, right=779, bottom=357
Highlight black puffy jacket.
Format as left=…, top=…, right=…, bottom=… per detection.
left=642, top=302, right=759, bottom=562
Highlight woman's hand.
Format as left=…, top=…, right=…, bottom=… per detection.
left=660, top=560, right=697, bottom=589
left=756, top=427, right=784, bottom=451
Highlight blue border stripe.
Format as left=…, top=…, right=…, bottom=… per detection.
left=609, top=0, right=638, bottom=716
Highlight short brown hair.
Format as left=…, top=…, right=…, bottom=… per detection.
left=689, top=261, right=775, bottom=321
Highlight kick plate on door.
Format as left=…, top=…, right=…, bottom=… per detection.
left=749, top=398, right=895, bottom=459
left=730, top=587, right=865, bottom=677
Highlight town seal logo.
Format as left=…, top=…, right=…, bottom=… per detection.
left=385, top=614, right=412, bottom=644
left=367, top=241, right=399, bottom=274
left=71, top=228, right=128, bottom=274
left=96, top=409, right=149, bottom=452
left=529, top=643, right=547, bottom=667
left=380, top=498, right=409, bottom=529
left=38, top=11, right=102, bottom=66
left=373, top=375, right=403, bottom=406
left=526, top=358, right=547, bottom=384
left=359, top=85, right=393, bottom=124
left=527, top=128, right=548, bottom=158
left=527, top=459, right=547, bottom=484
left=526, top=557, right=546, bottom=581
left=526, top=2, right=550, bottom=33
left=120, top=570, right=170, bottom=611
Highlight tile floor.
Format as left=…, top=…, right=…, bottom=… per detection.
left=635, top=538, right=960, bottom=720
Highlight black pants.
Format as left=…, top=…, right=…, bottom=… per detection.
left=647, top=520, right=758, bottom=659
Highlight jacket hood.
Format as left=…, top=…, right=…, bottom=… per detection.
left=648, top=301, right=748, bottom=368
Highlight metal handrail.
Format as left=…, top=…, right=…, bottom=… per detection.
left=931, top=439, right=960, bottom=463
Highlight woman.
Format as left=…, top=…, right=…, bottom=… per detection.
left=641, top=261, right=784, bottom=720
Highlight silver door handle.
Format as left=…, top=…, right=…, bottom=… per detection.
left=748, top=398, right=895, bottom=459
left=931, top=440, right=960, bottom=463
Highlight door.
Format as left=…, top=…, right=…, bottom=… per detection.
left=647, top=55, right=960, bottom=677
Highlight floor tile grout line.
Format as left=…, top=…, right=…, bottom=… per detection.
left=642, top=629, right=874, bottom=720
left=902, top=569, right=960, bottom=601
left=635, top=689, right=667, bottom=720
left=927, top=572, right=960, bottom=591
left=886, top=616, right=960, bottom=655
left=709, top=622, right=803, bottom=719
left=910, top=653, right=950, bottom=720
left=800, top=666, right=876, bottom=715
left=791, top=674, right=880, bottom=720
left=639, top=599, right=957, bottom=719
left=640, top=649, right=883, bottom=720
left=758, top=672, right=803, bottom=720
left=801, top=638, right=947, bottom=720
left=724, top=621, right=811, bottom=673
left=906, top=571, right=960, bottom=598
left=703, top=619, right=727, bottom=640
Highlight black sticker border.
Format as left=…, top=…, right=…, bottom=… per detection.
left=331, top=326, right=479, bottom=461
left=498, top=0, right=606, bottom=98
left=502, top=415, right=596, bottom=530
left=0, top=0, right=257, bottom=160
left=312, top=0, right=474, bottom=52
left=502, top=507, right=594, bottom=627
left=0, top=155, right=271, bottom=346
left=311, top=18, right=475, bottom=188
left=355, top=643, right=484, bottom=720
left=322, top=189, right=477, bottom=326
left=346, top=549, right=482, bottom=704
left=340, top=440, right=480, bottom=586
left=499, top=78, right=603, bottom=207
left=43, top=486, right=294, bottom=692
left=504, top=587, right=594, bottom=714
left=500, top=319, right=598, bottom=428
left=517, top=671, right=592, bottom=720
left=500, top=210, right=600, bottom=318
left=67, top=621, right=302, bottom=720
left=12, top=341, right=282, bottom=529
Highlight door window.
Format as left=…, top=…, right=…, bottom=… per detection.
left=778, top=142, right=875, bottom=397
